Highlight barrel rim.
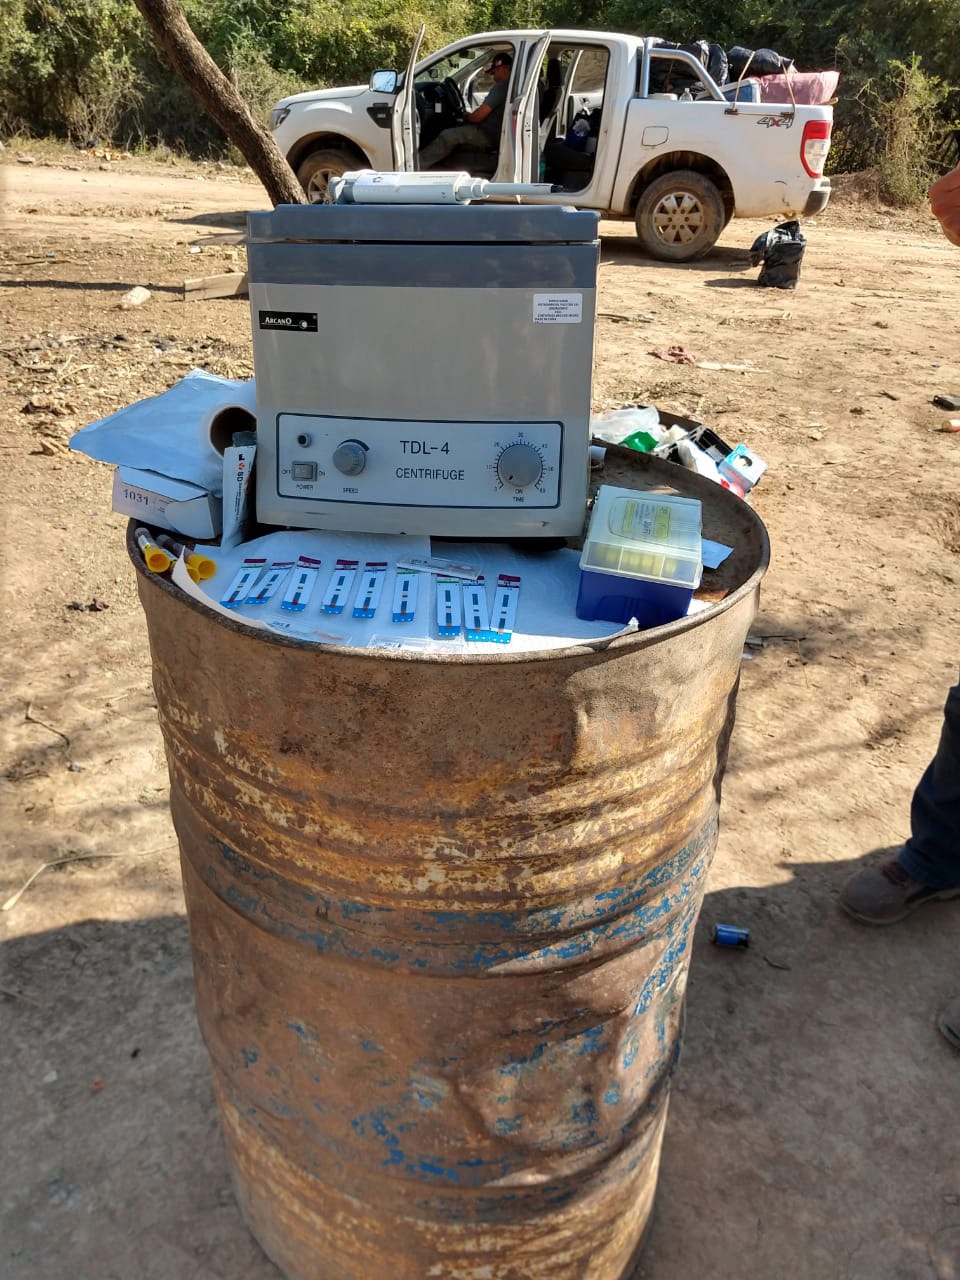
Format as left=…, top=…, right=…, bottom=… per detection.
left=127, top=452, right=769, bottom=666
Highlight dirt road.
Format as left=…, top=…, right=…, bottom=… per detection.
left=1, top=146, right=958, bottom=1280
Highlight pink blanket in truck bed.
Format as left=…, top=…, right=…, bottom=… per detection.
left=758, top=70, right=840, bottom=104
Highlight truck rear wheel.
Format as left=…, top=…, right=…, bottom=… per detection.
left=635, top=170, right=724, bottom=262
left=296, top=148, right=356, bottom=204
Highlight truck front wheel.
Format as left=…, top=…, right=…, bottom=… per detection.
left=635, top=170, right=724, bottom=262
left=296, top=148, right=356, bottom=204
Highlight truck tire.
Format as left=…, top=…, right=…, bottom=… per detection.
left=296, top=148, right=356, bottom=204
left=635, top=170, right=725, bottom=262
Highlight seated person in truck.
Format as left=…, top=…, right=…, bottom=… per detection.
left=419, top=52, right=512, bottom=170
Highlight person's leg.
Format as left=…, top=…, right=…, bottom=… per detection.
left=419, top=125, right=490, bottom=169
left=840, top=670, right=960, bottom=923
left=898, top=674, right=960, bottom=888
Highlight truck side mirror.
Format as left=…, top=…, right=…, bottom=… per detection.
left=369, top=69, right=399, bottom=93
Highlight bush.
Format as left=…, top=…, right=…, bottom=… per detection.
left=877, top=60, right=952, bottom=204
left=0, top=0, right=144, bottom=140
left=844, top=56, right=953, bottom=204
left=224, top=44, right=306, bottom=128
left=0, top=0, right=957, bottom=189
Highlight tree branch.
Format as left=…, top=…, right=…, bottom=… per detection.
left=131, top=0, right=305, bottom=207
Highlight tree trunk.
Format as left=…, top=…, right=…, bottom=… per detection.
left=131, top=0, right=305, bottom=207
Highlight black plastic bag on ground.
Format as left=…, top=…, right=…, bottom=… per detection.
left=749, top=220, right=806, bottom=289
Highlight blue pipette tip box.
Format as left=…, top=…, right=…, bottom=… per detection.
left=576, top=486, right=703, bottom=628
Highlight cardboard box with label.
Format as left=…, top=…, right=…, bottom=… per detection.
left=112, top=466, right=222, bottom=540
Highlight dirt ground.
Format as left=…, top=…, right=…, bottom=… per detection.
left=1, top=144, right=958, bottom=1280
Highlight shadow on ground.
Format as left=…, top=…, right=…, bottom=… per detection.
left=173, top=210, right=250, bottom=229
left=1, top=279, right=182, bottom=296
left=2, top=852, right=957, bottom=1280
left=599, top=239, right=755, bottom=273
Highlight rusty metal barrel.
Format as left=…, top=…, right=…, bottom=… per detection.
left=131, top=449, right=768, bottom=1280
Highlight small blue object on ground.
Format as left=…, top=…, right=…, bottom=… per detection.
left=712, top=923, right=751, bottom=948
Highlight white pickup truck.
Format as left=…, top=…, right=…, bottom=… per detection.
left=269, top=28, right=833, bottom=261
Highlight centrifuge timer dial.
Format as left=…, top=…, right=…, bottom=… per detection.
left=497, top=442, right=544, bottom=488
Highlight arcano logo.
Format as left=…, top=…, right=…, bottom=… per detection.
left=258, top=310, right=318, bottom=332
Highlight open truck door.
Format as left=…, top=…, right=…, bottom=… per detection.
left=391, top=23, right=426, bottom=170
left=503, top=32, right=551, bottom=183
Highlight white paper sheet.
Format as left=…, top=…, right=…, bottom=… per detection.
left=166, top=531, right=729, bottom=654
left=176, top=530, right=430, bottom=647
left=169, top=531, right=634, bottom=653
left=70, top=369, right=256, bottom=494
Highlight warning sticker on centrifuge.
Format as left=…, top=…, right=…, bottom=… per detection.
left=533, top=293, right=583, bottom=324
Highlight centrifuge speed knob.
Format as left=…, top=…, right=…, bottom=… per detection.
left=497, top=443, right=543, bottom=488
left=333, top=439, right=368, bottom=476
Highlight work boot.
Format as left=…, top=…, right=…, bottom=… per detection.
left=939, top=997, right=960, bottom=1051
left=839, top=858, right=960, bottom=925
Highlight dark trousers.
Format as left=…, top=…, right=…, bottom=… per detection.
left=899, top=670, right=960, bottom=887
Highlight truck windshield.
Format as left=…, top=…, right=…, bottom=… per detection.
left=415, top=44, right=514, bottom=106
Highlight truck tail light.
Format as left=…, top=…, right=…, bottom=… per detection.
left=801, top=119, right=831, bottom=178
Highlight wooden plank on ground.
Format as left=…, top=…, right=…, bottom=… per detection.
left=182, top=271, right=248, bottom=301
left=191, top=231, right=248, bottom=246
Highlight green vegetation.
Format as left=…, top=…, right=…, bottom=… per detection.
left=1, top=0, right=957, bottom=199
left=860, top=57, right=954, bottom=204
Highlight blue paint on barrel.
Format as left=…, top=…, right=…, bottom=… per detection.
left=202, top=828, right=710, bottom=980
left=199, top=831, right=706, bottom=1211
left=575, top=1025, right=610, bottom=1056
left=209, top=830, right=704, bottom=937
left=494, top=1116, right=523, bottom=1135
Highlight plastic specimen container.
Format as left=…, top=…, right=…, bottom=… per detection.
left=576, top=486, right=703, bottom=627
